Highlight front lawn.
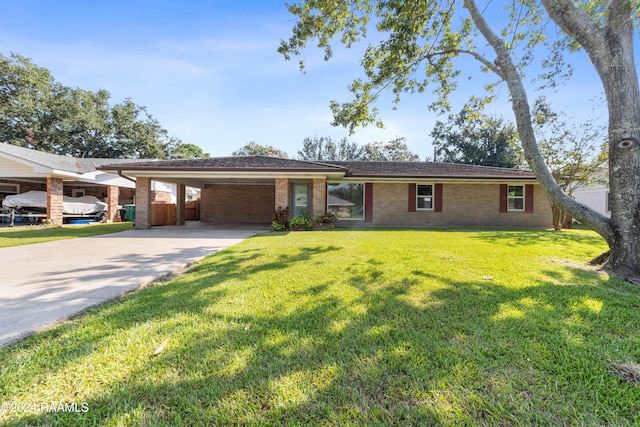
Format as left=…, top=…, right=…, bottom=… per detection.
left=1, top=229, right=639, bottom=425
left=0, top=222, right=133, bottom=248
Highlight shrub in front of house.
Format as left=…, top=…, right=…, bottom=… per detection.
left=272, top=206, right=290, bottom=231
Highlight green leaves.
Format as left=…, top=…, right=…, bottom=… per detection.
left=0, top=52, right=205, bottom=160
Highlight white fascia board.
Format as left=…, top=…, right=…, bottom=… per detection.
left=50, top=169, right=84, bottom=180
left=1, top=153, right=48, bottom=171
left=82, top=172, right=137, bottom=188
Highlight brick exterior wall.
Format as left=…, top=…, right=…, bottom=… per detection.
left=275, top=178, right=289, bottom=210
left=46, top=177, right=64, bottom=225
left=201, top=184, right=275, bottom=223
left=151, top=190, right=173, bottom=204
left=337, top=182, right=552, bottom=229
left=312, top=178, right=326, bottom=218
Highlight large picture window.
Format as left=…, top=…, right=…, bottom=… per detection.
left=328, top=183, right=364, bottom=219
left=508, top=185, right=525, bottom=211
left=417, top=184, right=433, bottom=210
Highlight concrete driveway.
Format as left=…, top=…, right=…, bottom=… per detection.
left=0, top=222, right=268, bottom=348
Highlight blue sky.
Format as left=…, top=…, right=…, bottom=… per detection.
left=1, top=1, right=634, bottom=159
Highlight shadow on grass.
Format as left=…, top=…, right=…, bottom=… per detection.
left=2, top=241, right=640, bottom=425
left=470, top=228, right=607, bottom=247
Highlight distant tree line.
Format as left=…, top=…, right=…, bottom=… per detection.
left=0, top=52, right=208, bottom=159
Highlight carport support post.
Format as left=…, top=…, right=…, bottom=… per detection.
left=107, top=185, right=119, bottom=222
left=176, top=184, right=185, bottom=225
left=135, top=177, right=152, bottom=229
left=46, top=177, right=64, bottom=225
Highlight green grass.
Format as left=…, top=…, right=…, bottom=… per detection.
left=0, top=222, right=133, bottom=248
left=1, top=229, right=639, bottom=426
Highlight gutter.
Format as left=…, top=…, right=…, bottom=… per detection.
left=118, top=170, right=137, bottom=183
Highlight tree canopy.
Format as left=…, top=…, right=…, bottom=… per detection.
left=297, top=136, right=365, bottom=160
left=232, top=141, right=289, bottom=158
left=431, top=107, right=522, bottom=168
left=279, top=0, right=640, bottom=278
left=0, top=52, right=206, bottom=159
left=297, top=135, right=420, bottom=161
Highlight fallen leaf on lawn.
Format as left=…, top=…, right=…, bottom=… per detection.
left=244, top=322, right=251, bottom=330
left=151, top=338, right=170, bottom=357
left=482, top=276, right=494, bottom=280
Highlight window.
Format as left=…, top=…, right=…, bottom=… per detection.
left=417, top=184, right=433, bottom=210
left=72, top=189, right=86, bottom=198
left=0, top=184, right=18, bottom=195
left=328, top=183, right=364, bottom=219
left=508, top=185, right=524, bottom=211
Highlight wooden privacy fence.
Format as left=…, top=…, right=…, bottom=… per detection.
left=151, top=203, right=176, bottom=226
left=185, top=199, right=200, bottom=220
left=151, top=199, right=200, bottom=225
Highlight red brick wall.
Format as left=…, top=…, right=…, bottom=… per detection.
left=337, top=183, right=552, bottom=229
left=201, top=184, right=275, bottom=223
left=152, top=190, right=173, bottom=204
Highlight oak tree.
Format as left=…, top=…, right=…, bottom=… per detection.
left=279, top=0, right=640, bottom=279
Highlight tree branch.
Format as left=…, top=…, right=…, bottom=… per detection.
left=463, top=0, right=614, bottom=242
left=540, top=0, right=608, bottom=64
left=420, top=49, right=505, bottom=79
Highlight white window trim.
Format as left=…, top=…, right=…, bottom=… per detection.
left=507, top=185, right=525, bottom=212
left=327, top=182, right=365, bottom=221
left=0, top=183, right=19, bottom=194
left=416, top=183, right=434, bottom=211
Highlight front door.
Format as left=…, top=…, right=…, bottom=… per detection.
left=291, top=183, right=310, bottom=218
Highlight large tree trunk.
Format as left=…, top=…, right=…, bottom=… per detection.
left=598, top=25, right=640, bottom=277
left=543, top=0, right=640, bottom=278
left=466, top=0, right=640, bottom=279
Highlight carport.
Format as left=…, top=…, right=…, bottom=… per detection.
left=0, top=144, right=143, bottom=225
left=99, top=157, right=348, bottom=229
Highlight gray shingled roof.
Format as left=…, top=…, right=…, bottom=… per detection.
left=0, top=143, right=157, bottom=174
left=324, top=161, right=536, bottom=179
left=100, top=156, right=348, bottom=172
left=100, top=155, right=535, bottom=180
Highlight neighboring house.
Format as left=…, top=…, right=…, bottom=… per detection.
left=99, top=156, right=553, bottom=230
left=572, top=170, right=610, bottom=218
left=0, top=144, right=182, bottom=225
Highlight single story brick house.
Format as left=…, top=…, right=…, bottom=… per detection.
left=99, top=156, right=553, bottom=230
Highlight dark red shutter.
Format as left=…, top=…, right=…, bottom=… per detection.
left=434, top=183, right=443, bottom=212
left=525, top=184, right=534, bottom=213
left=364, top=183, right=373, bottom=222
left=499, top=184, right=508, bottom=213
left=408, top=183, right=417, bottom=212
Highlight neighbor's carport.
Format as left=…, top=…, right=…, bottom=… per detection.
left=0, top=144, right=144, bottom=225
left=98, top=157, right=347, bottom=229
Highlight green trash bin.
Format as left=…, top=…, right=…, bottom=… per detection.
left=124, top=204, right=136, bottom=222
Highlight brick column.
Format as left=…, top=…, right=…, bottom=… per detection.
left=107, top=185, right=120, bottom=222
left=135, top=177, right=152, bottom=229
left=176, top=184, right=186, bottom=225
left=275, top=178, right=290, bottom=210
left=46, top=177, right=64, bottom=225
left=312, top=178, right=326, bottom=219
